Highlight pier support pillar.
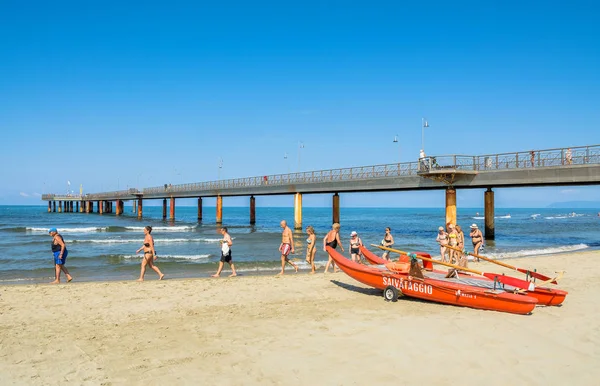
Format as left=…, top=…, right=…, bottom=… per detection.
left=99, top=201, right=103, bottom=214
left=250, top=196, right=256, bottom=224
left=484, top=188, right=495, bottom=240
left=445, top=188, right=457, bottom=226
left=48, top=202, right=52, bottom=212
left=53, top=201, right=56, bottom=212
left=132, top=200, right=136, bottom=213
left=119, top=200, right=124, bottom=214
left=116, top=200, right=122, bottom=215
left=294, top=193, right=302, bottom=229
left=162, top=199, right=167, bottom=219
left=76, top=202, right=80, bottom=213
left=170, top=197, right=175, bottom=220
left=58, top=201, right=62, bottom=213
left=216, top=196, right=223, bottom=224
left=71, top=202, right=74, bottom=212
left=332, top=193, right=340, bottom=224
left=137, top=199, right=143, bottom=218
left=197, top=197, right=203, bottom=222
left=88, top=201, right=93, bottom=213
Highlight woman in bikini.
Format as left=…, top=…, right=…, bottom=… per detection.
left=435, top=226, right=448, bottom=263
left=323, top=223, right=344, bottom=273
left=455, top=225, right=467, bottom=267
left=305, top=225, right=317, bottom=274
left=381, top=227, right=394, bottom=261
left=469, top=224, right=483, bottom=262
left=135, top=226, right=164, bottom=281
left=447, top=223, right=458, bottom=264
left=349, top=231, right=363, bottom=264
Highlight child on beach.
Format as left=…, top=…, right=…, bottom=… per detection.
left=135, top=226, right=164, bottom=281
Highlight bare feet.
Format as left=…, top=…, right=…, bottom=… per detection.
left=211, top=274, right=220, bottom=278
left=67, top=275, right=73, bottom=282
left=50, top=280, right=60, bottom=284
left=294, top=265, right=299, bottom=273
left=228, top=273, right=237, bottom=277
left=310, top=271, right=316, bottom=275
left=136, top=278, right=144, bottom=282
left=159, top=274, right=165, bottom=280
left=276, top=271, right=284, bottom=276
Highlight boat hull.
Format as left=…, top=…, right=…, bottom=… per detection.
left=328, top=247, right=537, bottom=315
left=359, top=246, right=567, bottom=306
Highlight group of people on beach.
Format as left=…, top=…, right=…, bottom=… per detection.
left=47, top=219, right=484, bottom=283
left=436, top=223, right=483, bottom=267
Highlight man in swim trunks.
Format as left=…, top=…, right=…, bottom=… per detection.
left=278, top=220, right=298, bottom=275
left=48, top=227, right=73, bottom=284
left=212, top=227, right=237, bottom=277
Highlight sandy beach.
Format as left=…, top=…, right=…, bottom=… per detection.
left=1, top=250, right=599, bottom=385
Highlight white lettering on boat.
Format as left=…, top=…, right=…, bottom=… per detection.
left=382, top=277, right=433, bottom=295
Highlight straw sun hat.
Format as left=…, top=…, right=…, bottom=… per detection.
left=470, top=224, right=478, bottom=229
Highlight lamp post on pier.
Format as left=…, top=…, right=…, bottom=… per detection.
left=297, top=142, right=304, bottom=172
left=393, top=135, right=401, bottom=163
left=421, top=117, right=429, bottom=154
left=217, top=158, right=223, bottom=181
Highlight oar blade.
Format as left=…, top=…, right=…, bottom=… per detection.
left=483, top=273, right=535, bottom=291
left=516, top=268, right=557, bottom=284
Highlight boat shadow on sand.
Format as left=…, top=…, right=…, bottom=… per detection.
left=329, top=279, right=442, bottom=307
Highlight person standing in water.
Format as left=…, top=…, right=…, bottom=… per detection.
left=135, top=226, right=164, bottom=281
left=305, top=225, right=317, bottom=274
left=323, top=223, right=344, bottom=273
left=381, top=227, right=394, bottom=261
left=48, top=228, right=73, bottom=284
left=278, top=220, right=298, bottom=275
left=212, top=227, right=237, bottom=277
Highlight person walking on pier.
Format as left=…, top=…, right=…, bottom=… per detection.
left=323, top=223, right=344, bottom=273
left=565, top=148, right=573, bottom=165
left=469, top=224, right=483, bottom=262
left=305, top=225, right=317, bottom=274
left=212, top=227, right=237, bottom=277
left=48, top=228, right=73, bottom=284
left=381, top=227, right=394, bottom=261
left=278, top=220, right=298, bottom=275
left=136, top=226, right=164, bottom=281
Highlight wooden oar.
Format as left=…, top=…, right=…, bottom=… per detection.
left=444, top=244, right=558, bottom=284
left=373, top=244, right=536, bottom=292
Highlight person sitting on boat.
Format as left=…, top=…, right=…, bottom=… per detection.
left=469, top=224, right=483, bottom=261
left=436, top=226, right=448, bottom=263
left=349, top=231, right=363, bottom=264
left=381, top=227, right=394, bottom=261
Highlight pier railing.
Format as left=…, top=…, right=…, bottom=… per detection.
left=43, top=144, right=600, bottom=199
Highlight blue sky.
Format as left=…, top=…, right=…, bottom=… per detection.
left=1, top=1, right=599, bottom=207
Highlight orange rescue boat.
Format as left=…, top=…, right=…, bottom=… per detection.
left=327, top=246, right=537, bottom=315
left=360, top=246, right=567, bottom=307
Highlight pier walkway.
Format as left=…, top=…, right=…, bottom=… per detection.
left=42, top=144, right=600, bottom=239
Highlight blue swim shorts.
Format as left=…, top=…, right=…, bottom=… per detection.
left=53, top=250, right=68, bottom=265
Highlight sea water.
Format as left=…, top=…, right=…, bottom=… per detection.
left=0, top=205, right=598, bottom=284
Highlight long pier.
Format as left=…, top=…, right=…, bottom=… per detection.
left=42, top=144, right=600, bottom=239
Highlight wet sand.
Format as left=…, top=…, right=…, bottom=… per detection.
left=1, top=250, right=598, bottom=385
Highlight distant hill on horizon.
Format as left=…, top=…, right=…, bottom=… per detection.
left=547, top=201, right=600, bottom=208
